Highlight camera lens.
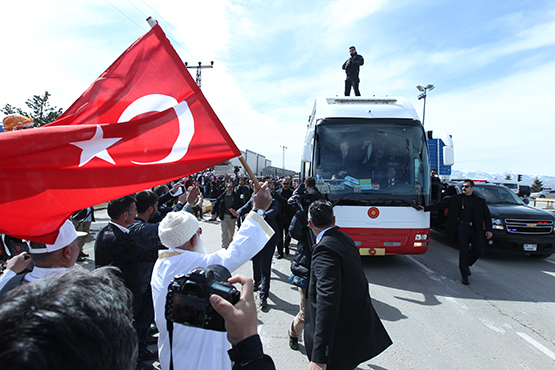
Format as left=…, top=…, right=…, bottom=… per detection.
left=206, top=265, right=232, bottom=282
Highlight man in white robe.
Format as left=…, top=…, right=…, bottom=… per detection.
left=151, top=183, right=274, bottom=370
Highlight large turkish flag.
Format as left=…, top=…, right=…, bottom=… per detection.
left=0, top=23, right=240, bottom=243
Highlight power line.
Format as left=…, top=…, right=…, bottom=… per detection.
left=104, top=0, right=147, bottom=32
left=126, top=0, right=148, bottom=18
left=138, top=0, right=202, bottom=62
left=139, top=0, right=177, bottom=31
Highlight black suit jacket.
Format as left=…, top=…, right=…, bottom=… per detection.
left=305, top=227, right=392, bottom=369
left=334, top=151, right=358, bottom=179
left=425, top=193, right=492, bottom=250
left=94, top=223, right=159, bottom=314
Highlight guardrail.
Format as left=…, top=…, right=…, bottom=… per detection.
left=532, top=198, right=555, bottom=209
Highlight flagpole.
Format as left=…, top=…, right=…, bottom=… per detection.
left=239, top=156, right=261, bottom=190
left=146, top=16, right=157, bottom=28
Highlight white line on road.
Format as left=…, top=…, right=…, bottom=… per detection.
left=517, top=332, right=555, bottom=361
left=543, top=259, right=555, bottom=266
left=405, top=255, right=434, bottom=274
left=542, top=270, right=555, bottom=278
left=405, top=255, right=442, bottom=281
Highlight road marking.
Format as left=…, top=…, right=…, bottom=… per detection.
left=444, top=295, right=468, bottom=309
left=542, top=270, right=555, bottom=278
left=517, top=332, right=555, bottom=361
left=405, top=255, right=443, bottom=282
left=544, top=259, right=555, bottom=266
left=480, top=318, right=506, bottom=333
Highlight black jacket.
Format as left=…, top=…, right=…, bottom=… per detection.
left=212, top=191, right=242, bottom=220
left=425, top=193, right=492, bottom=250
left=229, top=335, right=275, bottom=370
left=94, top=223, right=159, bottom=314
left=305, top=227, right=392, bottom=368
left=288, top=190, right=322, bottom=279
left=342, top=53, right=364, bottom=77
left=235, top=185, right=252, bottom=206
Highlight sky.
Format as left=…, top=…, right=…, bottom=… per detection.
left=1, top=0, right=555, bottom=177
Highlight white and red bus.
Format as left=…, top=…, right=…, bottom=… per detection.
left=300, top=97, right=431, bottom=255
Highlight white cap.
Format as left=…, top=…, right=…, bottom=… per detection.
left=29, top=220, right=87, bottom=254
left=158, top=211, right=199, bottom=249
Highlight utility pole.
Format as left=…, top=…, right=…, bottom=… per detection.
left=186, top=61, right=214, bottom=88
left=280, top=145, right=287, bottom=170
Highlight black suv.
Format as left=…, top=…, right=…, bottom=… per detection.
left=431, top=182, right=555, bottom=258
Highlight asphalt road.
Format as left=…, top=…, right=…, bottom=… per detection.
left=79, top=208, right=555, bottom=370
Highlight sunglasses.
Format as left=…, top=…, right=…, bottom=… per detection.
left=462, top=185, right=471, bottom=189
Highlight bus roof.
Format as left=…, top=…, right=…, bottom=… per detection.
left=311, top=97, right=420, bottom=123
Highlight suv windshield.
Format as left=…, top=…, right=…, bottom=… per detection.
left=473, top=185, right=524, bottom=205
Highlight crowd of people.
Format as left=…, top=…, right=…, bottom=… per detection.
left=0, top=172, right=392, bottom=370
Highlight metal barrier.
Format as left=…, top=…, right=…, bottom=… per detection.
left=533, top=198, right=555, bottom=209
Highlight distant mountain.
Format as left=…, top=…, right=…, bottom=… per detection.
left=449, top=170, right=555, bottom=189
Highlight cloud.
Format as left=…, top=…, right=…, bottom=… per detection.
left=323, top=0, right=389, bottom=29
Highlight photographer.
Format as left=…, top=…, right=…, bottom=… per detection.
left=151, top=182, right=274, bottom=370
left=210, top=274, right=276, bottom=370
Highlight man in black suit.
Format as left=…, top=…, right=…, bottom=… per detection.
left=421, top=179, right=493, bottom=285
left=94, top=195, right=160, bottom=362
left=304, top=200, right=392, bottom=370
left=332, top=141, right=358, bottom=179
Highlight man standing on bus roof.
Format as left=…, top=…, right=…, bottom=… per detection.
left=420, top=179, right=493, bottom=285
left=342, top=46, right=364, bottom=96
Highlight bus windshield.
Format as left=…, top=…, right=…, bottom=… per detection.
left=312, top=118, right=430, bottom=207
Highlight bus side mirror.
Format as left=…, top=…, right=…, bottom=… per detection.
left=443, top=146, right=454, bottom=166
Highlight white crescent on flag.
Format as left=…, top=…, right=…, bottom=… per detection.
left=118, top=94, right=195, bottom=165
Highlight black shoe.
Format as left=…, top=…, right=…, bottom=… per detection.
left=260, top=298, right=268, bottom=308
left=462, top=276, right=470, bottom=285
left=289, top=335, right=299, bottom=350
left=253, top=284, right=261, bottom=292
left=146, top=335, right=158, bottom=345
left=276, top=254, right=284, bottom=259
left=139, top=349, right=158, bottom=361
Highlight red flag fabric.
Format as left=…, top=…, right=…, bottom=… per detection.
left=0, top=24, right=241, bottom=243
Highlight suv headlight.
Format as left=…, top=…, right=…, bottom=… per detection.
left=491, top=218, right=504, bottom=230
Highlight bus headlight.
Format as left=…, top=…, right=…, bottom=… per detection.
left=415, top=234, right=428, bottom=240
left=491, top=218, right=504, bottom=230
left=414, top=233, right=428, bottom=247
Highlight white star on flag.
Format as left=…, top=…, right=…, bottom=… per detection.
left=70, top=125, right=122, bottom=167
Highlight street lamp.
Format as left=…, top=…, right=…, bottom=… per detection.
left=280, top=145, right=288, bottom=170
left=416, top=84, right=435, bottom=126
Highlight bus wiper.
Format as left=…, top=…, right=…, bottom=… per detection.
left=389, top=198, right=421, bottom=210
left=329, top=193, right=353, bottom=207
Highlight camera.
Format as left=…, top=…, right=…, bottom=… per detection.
left=165, top=265, right=239, bottom=332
